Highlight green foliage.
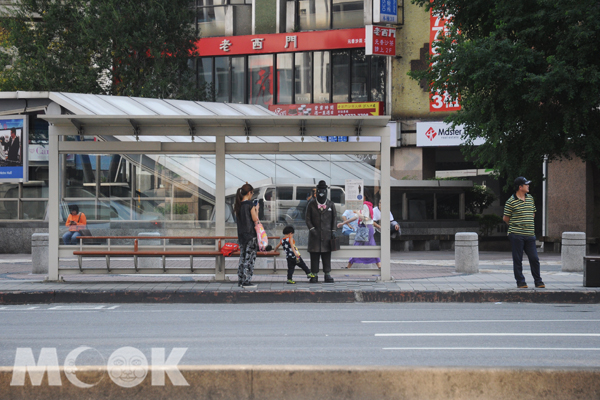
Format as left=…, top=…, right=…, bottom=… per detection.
left=409, top=0, right=600, bottom=188
left=0, top=0, right=206, bottom=100
left=465, top=184, right=496, bottom=214
left=156, top=203, right=189, bottom=215
left=476, top=214, right=504, bottom=237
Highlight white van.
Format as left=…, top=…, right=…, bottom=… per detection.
left=252, top=184, right=346, bottom=223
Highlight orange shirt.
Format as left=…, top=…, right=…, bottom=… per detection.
left=66, top=212, right=87, bottom=232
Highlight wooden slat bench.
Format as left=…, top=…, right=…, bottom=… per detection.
left=71, top=236, right=280, bottom=273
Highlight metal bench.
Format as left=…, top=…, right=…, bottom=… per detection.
left=72, top=236, right=280, bottom=273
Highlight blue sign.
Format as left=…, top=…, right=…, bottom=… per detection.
left=0, top=117, right=28, bottom=182
left=379, top=0, right=397, bottom=23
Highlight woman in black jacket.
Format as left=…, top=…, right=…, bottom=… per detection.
left=234, top=183, right=259, bottom=288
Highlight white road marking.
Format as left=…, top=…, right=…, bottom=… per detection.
left=107, top=305, right=119, bottom=310
left=383, top=347, right=600, bottom=351
left=363, top=319, right=600, bottom=324
left=48, top=305, right=109, bottom=310
left=376, top=333, right=600, bottom=337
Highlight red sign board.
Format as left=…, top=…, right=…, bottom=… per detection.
left=269, top=102, right=384, bottom=116
left=196, top=28, right=366, bottom=57
left=429, top=8, right=461, bottom=112
left=365, top=25, right=396, bottom=56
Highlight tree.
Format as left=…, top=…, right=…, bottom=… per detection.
left=465, top=184, right=496, bottom=215
left=409, top=0, right=600, bottom=186
left=0, top=0, right=204, bottom=100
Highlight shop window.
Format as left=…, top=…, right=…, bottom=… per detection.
left=195, top=51, right=386, bottom=108
left=231, top=57, right=246, bottom=103
left=313, top=51, right=331, bottom=103
left=351, top=49, right=368, bottom=102
left=332, top=50, right=350, bottom=103
left=215, top=57, right=230, bottom=103
left=295, top=52, right=312, bottom=104
left=370, top=55, right=386, bottom=102
left=248, top=55, right=274, bottom=107
left=198, top=58, right=214, bottom=100
left=277, top=54, right=293, bottom=105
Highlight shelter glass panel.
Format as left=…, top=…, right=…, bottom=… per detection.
left=23, top=201, right=47, bottom=220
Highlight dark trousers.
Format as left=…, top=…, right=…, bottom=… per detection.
left=286, top=257, right=311, bottom=280
left=310, top=252, right=332, bottom=275
left=508, top=233, right=542, bottom=285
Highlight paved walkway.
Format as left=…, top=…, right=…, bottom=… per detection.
left=0, top=252, right=598, bottom=303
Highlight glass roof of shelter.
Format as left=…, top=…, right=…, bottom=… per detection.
left=1, top=92, right=392, bottom=198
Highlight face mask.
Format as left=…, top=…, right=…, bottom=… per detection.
left=317, top=188, right=327, bottom=202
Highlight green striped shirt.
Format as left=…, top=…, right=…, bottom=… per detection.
left=504, top=193, right=536, bottom=236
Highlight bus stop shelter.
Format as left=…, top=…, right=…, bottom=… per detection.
left=39, top=95, right=392, bottom=281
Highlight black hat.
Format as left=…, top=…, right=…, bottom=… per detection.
left=316, top=180, right=328, bottom=190
left=514, top=177, right=531, bottom=187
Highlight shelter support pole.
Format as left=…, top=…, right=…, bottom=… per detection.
left=214, top=135, right=226, bottom=282
left=48, top=124, right=60, bottom=281
left=380, top=127, right=391, bottom=281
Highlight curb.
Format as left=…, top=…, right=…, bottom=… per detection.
left=1, top=289, right=599, bottom=304
left=2, top=366, right=600, bottom=400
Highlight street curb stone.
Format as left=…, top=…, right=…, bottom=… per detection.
left=1, top=289, right=599, bottom=304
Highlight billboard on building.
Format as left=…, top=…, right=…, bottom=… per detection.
left=416, top=121, right=484, bottom=147
left=365, top=26, right=396, bottom=56
left=429, top=8, right=461, bottom=112
left=0, top=116, right=28, bottom=182
left=269, top=102, right=383, bottom=116
left=374, top=0, right=398, bottom=24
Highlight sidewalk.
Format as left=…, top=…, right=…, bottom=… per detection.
left=0, top=252, right=598, bottom=304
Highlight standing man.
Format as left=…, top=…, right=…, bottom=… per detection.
left=503, top=177, right=545, bottom=289
left=305, top=180, right=337, bottom=283
left=7, top=129, right=20, bottom=163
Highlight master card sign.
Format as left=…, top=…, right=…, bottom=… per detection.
left=0, top=116, right=28, bottom=182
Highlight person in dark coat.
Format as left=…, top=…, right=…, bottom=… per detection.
left=7, top=129, right=20, bottom=163
left=305, top=180, right=337, bottom=283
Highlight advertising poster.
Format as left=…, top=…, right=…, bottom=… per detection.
left=429, top=8, right=461, bottom=112
left=269, top=102, right=383, bottom=116
left=0, top=116, right=28, bottom=182
left=345, top=179, right=364, bottom=211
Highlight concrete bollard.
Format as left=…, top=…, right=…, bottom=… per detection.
left=31, top=233, right=49, bottom=274
left=455, top=232, right=479, bottom=274
left=561, top=232, right=586, bottom=272
left=138, top=232, right=162, bottom=269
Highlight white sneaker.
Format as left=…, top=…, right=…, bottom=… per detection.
left=241, top=283, right=257, bottom=289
